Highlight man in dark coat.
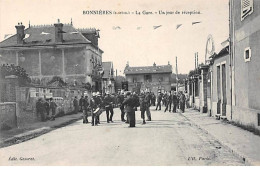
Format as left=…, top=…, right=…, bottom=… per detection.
left=73, top=96, right=79, bottom=114
left=93, top=92, right=103, bottom=124
left=164, top=91, right=172, bottom=112
left=180, top=92, right=186, bottom=113
left=90, top=94, right=99, bottom=126
left=155, top=93, right=162, bottom=110
left=82, top=95, right=89, bottom=124
left=117, top=92, right=126, bottom=122
left=139, top=93, right=146, bottom=124
left=103, top=92, right=114, bottom=123
left=44, top=99, right=50, bottom=120
left=36, top=98, right=45, bottom=122
left=49, top=98, right=57, bottom=121
left=151, top=93, right=156, bottom=106
left=172, top=92, right=178, bottom=113
left=79, top=96, right=84, bottom=112
left=121, top=92, right=137, bottom=127
left=145, top=91, right=152, bottom=121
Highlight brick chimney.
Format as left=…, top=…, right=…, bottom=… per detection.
left=54, top=19, right=64, bottom=43
left=15, top=22, right=25, bottom=44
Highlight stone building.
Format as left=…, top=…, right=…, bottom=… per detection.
left=0, top=20, right=103, bottom=92
left=102, top=61, right=115, bottom=94
left=124, top=62, right=172, bottom=95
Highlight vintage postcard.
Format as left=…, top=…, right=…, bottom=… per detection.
left=0, top=0, right=259, bottom=166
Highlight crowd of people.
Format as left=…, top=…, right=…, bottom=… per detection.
left=36, top=90, right=189, bottom=128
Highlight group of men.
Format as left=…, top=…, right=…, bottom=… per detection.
left=36, top=98, right=57, bottom=122
left=36, top=90, right=187, bottom=127
left=156, top=91, right=186, bottom=113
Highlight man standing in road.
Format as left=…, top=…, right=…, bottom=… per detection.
left=79, top=95, right=84, bottom=112
left=122, top=92, right=136, bottom=127
left=82, top=95, right=89, bottom=124
left=172, top=92, right=178, bottom=113
left=164, top=91, right=172, bottom=112
left=118, top=91, right=126, bottom=122
left=156, top=92, right=162, bottom=111
left=180, top=92, right=186, bottom=113
left=94, top=92, right=103, bottom=124
left=139, top=92, right=147, bottom=124
left=104, top=92, right=114, bottom=123
left=145, top=91, right=152, bottom=121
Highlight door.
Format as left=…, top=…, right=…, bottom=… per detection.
left=222, top=64, right=227, bottom=116
left=217, top=66, right=221, bottom=114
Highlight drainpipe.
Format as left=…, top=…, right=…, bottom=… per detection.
left=229, top=0, right=233, bottom=120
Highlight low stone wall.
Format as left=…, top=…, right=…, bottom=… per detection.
left=0, top=102, right=17, bottom=130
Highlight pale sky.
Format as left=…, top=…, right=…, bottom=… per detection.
left=0, top=0, right=229, bottom=75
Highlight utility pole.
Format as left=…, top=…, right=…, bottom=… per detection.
left=176, top=56, right=178, bottom=92
left=197, top=52, right=199, bottom=67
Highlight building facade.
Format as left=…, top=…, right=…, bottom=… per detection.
left=230, top=0, right=260, bottom=128
left=102, top=61, right=115, bottom=94
left=0, top=21, right=103, bottom=92
left=124, top=62, right=172, bottom=95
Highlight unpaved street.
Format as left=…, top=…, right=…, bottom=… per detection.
left=0, top=107, right=245, bottom=166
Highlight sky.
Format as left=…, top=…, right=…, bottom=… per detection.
left=0, top=0, right=229, bottom=75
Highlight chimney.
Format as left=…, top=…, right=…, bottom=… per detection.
left=54, top=19, right=64, bottom=43
left=153, top=62, right=156, bottom=67
left=15, top=22, right=25, bottom=44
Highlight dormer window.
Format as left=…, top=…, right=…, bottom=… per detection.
left=241, top=0, right=254, bottom=21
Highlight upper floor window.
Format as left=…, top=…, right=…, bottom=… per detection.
left=158, top=76, right=163, bottom=82
left=133, top=77, right=137, bottom=83
left=241, top=0, right=254, bottom=21
left=144, top=74, right=152, bottom=82
left=244, top=47, right=251, bottom=62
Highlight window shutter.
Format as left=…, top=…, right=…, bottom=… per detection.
left=241, top=0, right=254, bottom=21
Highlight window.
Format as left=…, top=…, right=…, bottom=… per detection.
left=258, top=113, right=260, bottom=126
left=133, top=77, right=137, bottom=83
left=144, top=75, right=152, bottom=82
left=244, top=47, right=251, bottom=62
left=158, top=76, right=163, bottom=82
left=241, top=0, right=253, bottom=21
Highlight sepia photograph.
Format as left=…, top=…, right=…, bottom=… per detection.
left=0, top=0, right=259, bottom=166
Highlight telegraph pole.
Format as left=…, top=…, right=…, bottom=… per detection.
left=176, top=56, right=178, bottom=92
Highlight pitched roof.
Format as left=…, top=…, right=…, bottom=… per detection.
left=0, top=24, right=91, bottom=47
left=102, top=62, right=113, bottom=79
left=124, top=65, right=172, bottom=75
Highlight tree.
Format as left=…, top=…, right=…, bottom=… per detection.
left=0, top=64, right=31, bottom=85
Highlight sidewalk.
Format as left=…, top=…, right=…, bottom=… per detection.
left=181, top=109, right=260, bottom=166
left=0, top=113, right=83, bottom=148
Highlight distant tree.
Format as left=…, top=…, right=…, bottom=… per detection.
left=171, top=73, right=187, bottom=84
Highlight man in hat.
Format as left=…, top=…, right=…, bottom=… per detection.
left=139, top=92, right=147, bottom=124
left=180, top=91, right=186, bottom=113
left=156, top=92, right=162, bottom=110
left=82, top=95, right=89, bottom=124
left=145, top=91, right=152, bottom=121
left=73, top=96, right=79, bottom=114
left=94, top=92, right=103, bottom=124
left=79, top=95, right=84, bottom=112
left=172, top=92, right=178, bottom=113
left=104, top=92, right=114, bottom=123
left=49, top=98, right=57, bottom=121
left=118, top=91, right=126, bottom=122
left=164, top=91, right=173, bottom=112
left=122, top=92, right=136, bottom=127
left=36, top=98, right=45, bottom=122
